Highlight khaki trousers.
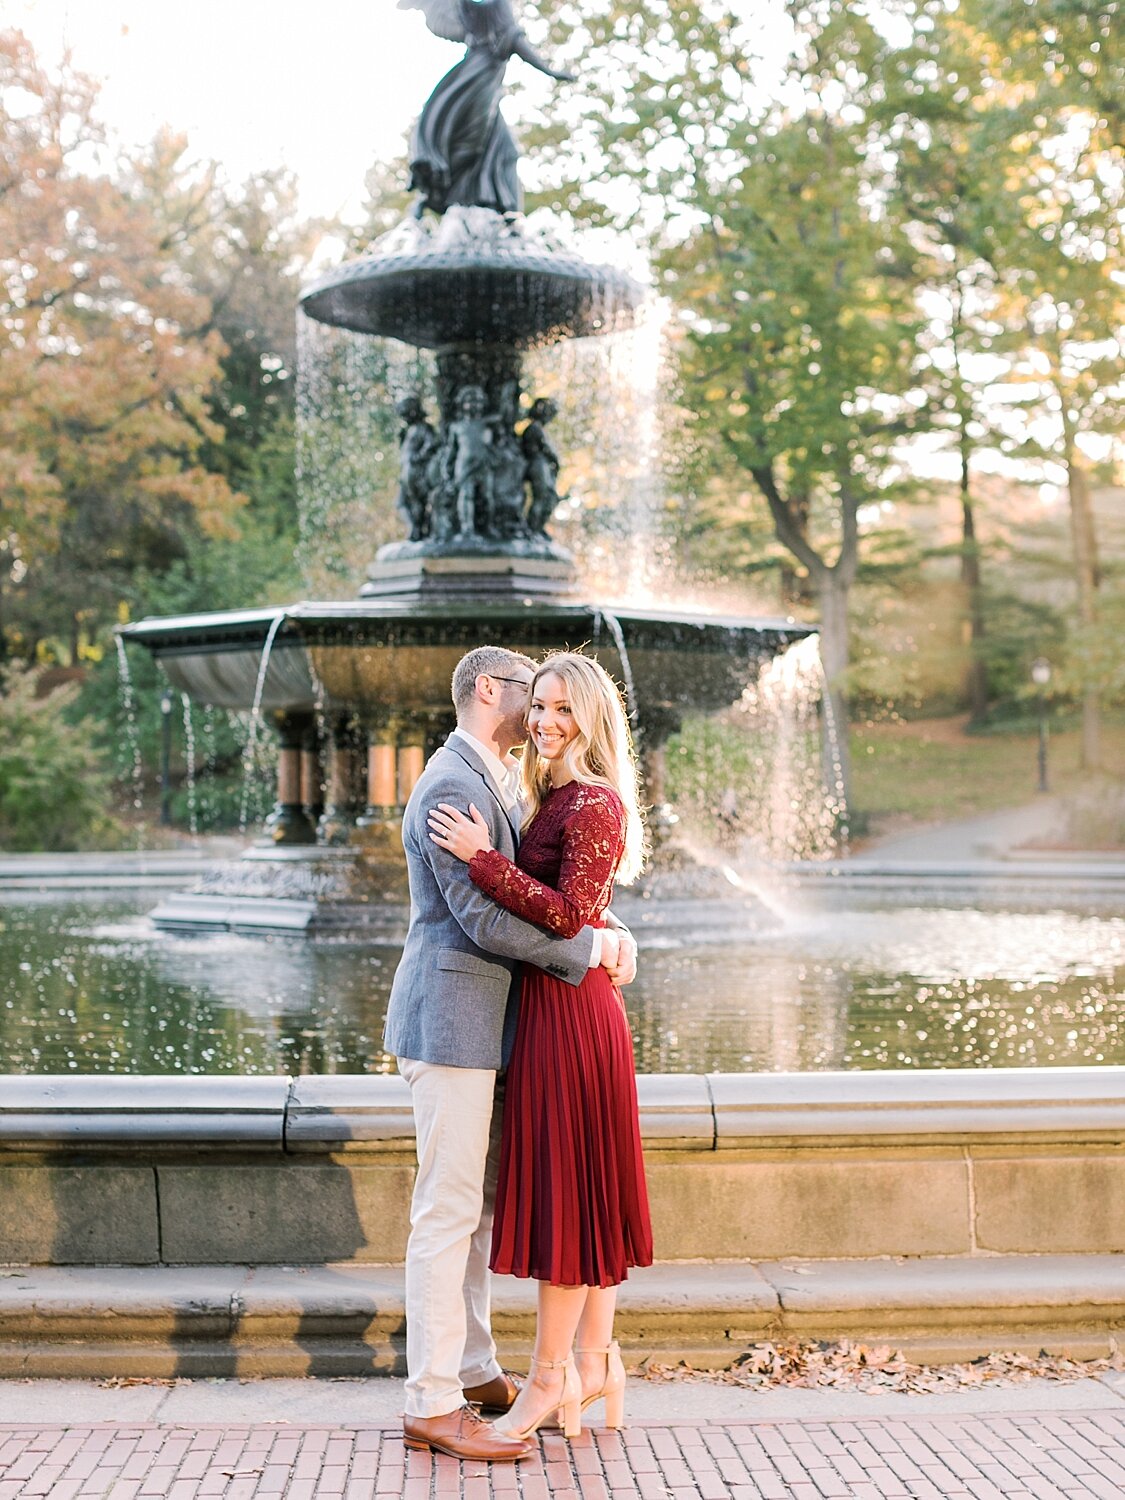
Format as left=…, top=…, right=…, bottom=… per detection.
left=397, top=1056, right=505, bottom=1418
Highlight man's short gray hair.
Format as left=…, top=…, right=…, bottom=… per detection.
left=451, top=646, right=537, bottom=715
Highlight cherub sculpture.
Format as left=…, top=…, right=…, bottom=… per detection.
left=521, top=396, right=562, bottom=533
left=443, top=384, right=496, bottom=538
left=394, top=396, right=438, bottom=541
left=397, top=0, right=576, bottom=217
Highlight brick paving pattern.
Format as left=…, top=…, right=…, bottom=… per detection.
left=2, top=1413, right=1125, bottom=1500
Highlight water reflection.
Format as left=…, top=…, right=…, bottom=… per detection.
left=0, top=893, right=1121, bottom=1076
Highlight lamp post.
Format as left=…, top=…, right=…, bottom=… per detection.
left=159, top=691, right=174, bottom=827
left=1031, top=657, right=1051, bottom=794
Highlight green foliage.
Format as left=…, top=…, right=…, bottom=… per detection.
left=71, top=511, right=300, bottom=827
left=0, top=669, right=121, bottom=850
left=972, top=590, right=1068, bottom=709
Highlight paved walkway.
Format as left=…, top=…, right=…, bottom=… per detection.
left=847, top=799, right=1071, bottom=867
left=3, top=1379, right=1125, bottom=1499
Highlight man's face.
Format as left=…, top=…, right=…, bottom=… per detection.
left=494, top=671, right=534, bottom=752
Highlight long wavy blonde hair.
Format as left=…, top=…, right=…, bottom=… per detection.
left=519, top=651, right=647, bottom=885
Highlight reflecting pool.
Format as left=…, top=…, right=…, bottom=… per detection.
left=0, top=890, right=1121, bottom=1076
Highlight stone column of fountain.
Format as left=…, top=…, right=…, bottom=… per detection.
left=120, top=3, right=815, bottom=934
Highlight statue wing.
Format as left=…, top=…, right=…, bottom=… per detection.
left=396, top=0, right=466, bottom=43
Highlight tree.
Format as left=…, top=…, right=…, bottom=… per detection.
left=0, top=31, right=244, bottom=662
left=127, top=137, right=323, bottom=519
left=0, top=667, right=119, bottom=849
left=962, top=0, right=1124, bottom=767
left=974, top=0, right=1123, bottom=145
left=527, top=1, right=928, bottom=800
left=876, top=3, right=1036, bottom=722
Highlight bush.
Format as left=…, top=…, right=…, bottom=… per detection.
left=0, top=668, right=123, bottom=851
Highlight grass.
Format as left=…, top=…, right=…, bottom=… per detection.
left=850, top=716, right=1125, bottom=845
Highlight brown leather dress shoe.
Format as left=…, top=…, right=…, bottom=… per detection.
left=403, top=1404, right=534, bottom=1462
left=462, top=1369, right=522, bottom=1414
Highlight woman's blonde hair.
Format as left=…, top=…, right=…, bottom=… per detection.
left=519, top=651, right=647, bottom=885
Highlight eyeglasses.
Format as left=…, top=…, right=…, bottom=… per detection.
left=490, top=675, right=533, bottom=690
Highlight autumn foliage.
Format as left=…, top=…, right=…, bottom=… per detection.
left=0, top=30, right=244, bottom=660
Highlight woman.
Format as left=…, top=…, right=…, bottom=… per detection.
left=427, top=651, right=652, bottom=1438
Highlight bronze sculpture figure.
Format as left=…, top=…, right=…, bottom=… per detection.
left=394, top=396, right=439, bottom=541
left=398, top=0, right=576, bottom=217
left=521, top=396, right=562, bottom=534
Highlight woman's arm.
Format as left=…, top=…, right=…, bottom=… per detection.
left=429, top=788, right=623, bottom=937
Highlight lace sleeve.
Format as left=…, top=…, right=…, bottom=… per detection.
left=468, top=787, right=624, bottom=937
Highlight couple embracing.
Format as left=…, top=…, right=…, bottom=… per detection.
left=383, top=645, right=653, bottom=1462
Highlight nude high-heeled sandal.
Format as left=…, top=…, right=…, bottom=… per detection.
left=576, top=1341, right=626, bottom=1428
left=492, top=1353, right=582, bottom=1440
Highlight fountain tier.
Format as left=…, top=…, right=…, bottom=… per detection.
left=121, top=602, right=814, bottom=933
left=300, top=212, right=642, bottom=350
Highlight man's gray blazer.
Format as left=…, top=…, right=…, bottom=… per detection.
left=383, top=733, right=595, bottom=1070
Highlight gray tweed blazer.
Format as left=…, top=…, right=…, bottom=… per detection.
left=383, top=733, right=595, bottom=1070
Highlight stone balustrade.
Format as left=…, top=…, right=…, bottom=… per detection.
left=3, top=1068, right=1124, bottom=1268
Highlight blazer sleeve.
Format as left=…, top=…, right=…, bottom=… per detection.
left=468, top=788, right=624, bottom=938
left=405, top=771, right=595, bottom=986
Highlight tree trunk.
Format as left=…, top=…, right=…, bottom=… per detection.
left=816, top=571, right=852, bottom=814
left=1063, top=434, right=1101, bottom=770
left=959, top=446, right=989, bottom=724
left=749, top=460, right=856, bottom=822
left=950, top=281, right=988, bottom=723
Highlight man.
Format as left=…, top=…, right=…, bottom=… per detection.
left=384, top=645, right=636, bottom=1462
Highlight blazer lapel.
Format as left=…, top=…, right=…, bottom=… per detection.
left=443, top=734, right=518, bottom=852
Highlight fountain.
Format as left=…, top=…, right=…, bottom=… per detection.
left=120, top=1, right=816, bottom=933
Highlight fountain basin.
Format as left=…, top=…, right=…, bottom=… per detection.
left=121, top=600, right=813, bottom=731
left=299, top=212, right=644, bottom=348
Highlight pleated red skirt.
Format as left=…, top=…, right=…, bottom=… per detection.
left=490, top=962, right=654, bottom=1288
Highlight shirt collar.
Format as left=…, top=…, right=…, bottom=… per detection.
left=451, top=727, right=522, bottom=807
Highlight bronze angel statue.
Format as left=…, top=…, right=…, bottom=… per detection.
left=398, top=0, right=576, bottom=217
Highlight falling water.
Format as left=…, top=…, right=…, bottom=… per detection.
left=666, top=635, right=845, bottom=865
left=196, top=705, right=218, bottom=831
left=817, top=656, right=851, bottom=851
left=295, top=317, right=428, bottom=594
left=113, top=636, right=145, bottom=844
left=238, top=612, right=286, bottom=834
left=525, top=298, right=675, bottom=601
left=180, top=694, right=198, bottom=838
left=593, top=608, right=639, bottom=726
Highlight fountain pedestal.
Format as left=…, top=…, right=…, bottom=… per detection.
left=361, top=551, right=577, bottom=602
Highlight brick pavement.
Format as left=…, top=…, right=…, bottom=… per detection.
left=2, top=1412, right=1125, bottom=1500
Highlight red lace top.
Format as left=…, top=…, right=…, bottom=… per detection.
left=468, top=781, right=625, bottom=938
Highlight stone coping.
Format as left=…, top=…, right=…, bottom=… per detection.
left=1, top=1257, right=1122, bottom=1374
left=3, top=1068, right=1125, bottom=1151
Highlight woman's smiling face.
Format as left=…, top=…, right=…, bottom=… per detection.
left=527, top=671, right=579, bottom=764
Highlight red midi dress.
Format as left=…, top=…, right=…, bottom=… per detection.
left=468, top=780, right=653, bottom=1288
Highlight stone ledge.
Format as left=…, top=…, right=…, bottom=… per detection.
left=0, top=1077, right=289, bottom=1148
left=5, top=1068, right=1125, bottom=1157
left=709, top=1068, right=1125, bottom=1145
left=0, top=1257, right=1121, bottom=1377
left=285, top=1076, right=414, bottom=1150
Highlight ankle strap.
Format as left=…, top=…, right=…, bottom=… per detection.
left=575, top=1346, right=611, bottom=1354
left=531, top=1354, right=572, bottom=1370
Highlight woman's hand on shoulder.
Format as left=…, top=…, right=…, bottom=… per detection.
left=428, top=802, right=493, bottom=863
